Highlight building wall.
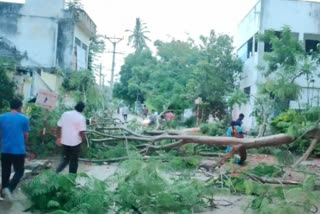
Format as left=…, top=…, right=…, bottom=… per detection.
left=41, top=71, right=58, bottom=91
left=236, top=0, right=262, bottom=49
left=74, top=24, right=90, bottom=69
left=0, top=0, right=65, bottom=68
left=235, top=0, right=320, bottom=130
left=56, top=18, right=74, bottom=69
left=261, top=0, right=320, bottom=35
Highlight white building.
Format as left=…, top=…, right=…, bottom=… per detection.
left=233, top=0, right=320, bottom=130
left=0, top=0, right=96, bottom=100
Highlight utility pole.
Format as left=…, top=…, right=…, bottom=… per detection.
left=105, top=36, right=123, bottom=99
left=99, top=63, right=102, bottom=87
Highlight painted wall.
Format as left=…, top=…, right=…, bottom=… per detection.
left=236, top=1, right=261, bottom=49
left=235, top=0, right=320, bottom=130
left=74, top=24, right=90, bottom=69
left=261, top=0, right=320, bottom=34
left=41, top=71, right=58, bottom=91
left=0, top=0, right=65, bottom=67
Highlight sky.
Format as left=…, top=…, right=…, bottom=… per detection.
left=2, top=0, right=319, bottom=85
left=81, top=0, right=259, bottom=84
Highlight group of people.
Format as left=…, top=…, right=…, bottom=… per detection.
left=0, top=99, right=87, bottom=201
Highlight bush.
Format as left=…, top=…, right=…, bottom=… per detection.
left=200, top=122, right=224, bottom=136
left=270, top=108, right=320, bottom=155
left=183, top=116, right=196, bottom=128
left=23, top=171, right=111, bottom=213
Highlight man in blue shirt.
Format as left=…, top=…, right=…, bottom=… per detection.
left=0, top=99, right=29, bottom=201
left=235, top=113, right=245, bottom=127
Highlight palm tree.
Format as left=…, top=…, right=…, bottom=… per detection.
left=126, top=18, right=151, bottom=52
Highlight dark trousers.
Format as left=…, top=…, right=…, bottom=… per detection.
left=56, top=144, right=80, bottom=174
left=1, top=153, right=25, bottom=192
left=123, top=114, right=128, bottom=121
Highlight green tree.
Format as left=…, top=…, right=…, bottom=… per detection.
left=187, top=30, right=243, bottom=118
left=143, top=40, right=199, bottom=111
left=113, top=50, right=156, bottom=104
left=115, top=31, right=242, bottom=117
left=0, top=59, right=16, bottom=111
left=258, top=26, right=319, bottom=112
left=67, top=0, right=83, bottom=10
left=126, top=18, right=151, bottom=52
left=88, top=35, right=106, bottom=72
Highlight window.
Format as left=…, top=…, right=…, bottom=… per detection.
left=237, top=36, right=257, bottom=61
left=75, top=37, right=81, bottom=46
left=82, top=43, right=88, bottom=51
left=237, top=43, right=248, bottom=62
left=264, top=31, right=281, bottom=52
left=305, top=40, right=319, bottom=54
left=244, top=87, right=251, bottom=97
left=247, top=37, right=257, bottom=58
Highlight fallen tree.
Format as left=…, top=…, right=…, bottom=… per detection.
left=85, top=124, right=320, bottom=169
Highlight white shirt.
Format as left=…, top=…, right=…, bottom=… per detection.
left=122, top=106, right=129, bottom=115
left=57, top=110, right=86, bottom=146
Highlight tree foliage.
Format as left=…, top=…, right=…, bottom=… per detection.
left=0, top=58, right=16, bottom=111
left=24, top=160, right=214, bottom=214
left=58, top=69, right=108, bottom=117
left=258, top=26, right=319, bottom=112
left=114, top=29, right=242, bottom=118
left=88, top=35, right=106, bottom=72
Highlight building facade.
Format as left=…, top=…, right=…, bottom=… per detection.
left=233, top=0, right=320, bottom=130
left=0, top=0, right=96, bottom=100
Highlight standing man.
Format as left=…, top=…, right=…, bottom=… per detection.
left=0, top=99, right=29, bottom=201
left=235, top=113, right=244, bottom=127
left=122, top=105, right=129, bottom=122
left=142, top=106, right=148, bottom=119
left=56, top=102, right=86, bottom=174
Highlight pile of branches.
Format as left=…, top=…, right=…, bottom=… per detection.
left=84, top=117, right=320, bottom=170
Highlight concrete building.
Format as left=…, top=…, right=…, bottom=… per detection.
left=0, top=0, right=96, bottom=100
left=233, top=0, right=320, bottom=130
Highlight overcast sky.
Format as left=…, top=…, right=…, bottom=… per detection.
left=81, top=0, right=260, bottom=83
left=2, top=0, right=319, bottom=85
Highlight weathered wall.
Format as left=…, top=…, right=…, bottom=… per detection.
left=0, top=2, right=23, bottom=35
left=74, top=24, right=90, bottom=69
left=236, top=0, right=261, bottom=49
left=235, top=0, right=320, bottom=130
left=261, top=0, right=320, bottom=35
left=0, top=0, right=65, bottom=67
left=56, top=18, right=74, bottom=69
left=41, top=71, right=58, bottom=92
left=22, top=0, right=65, bottom=17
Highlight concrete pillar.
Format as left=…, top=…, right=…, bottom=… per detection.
left=252, top=35, right=256, bottom=56
left=298, top=32, right=304, bottom=41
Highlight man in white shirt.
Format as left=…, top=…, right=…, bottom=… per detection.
left=122, top=105, right=129, bottom=121
left=55, top=102, right=86, bottom=174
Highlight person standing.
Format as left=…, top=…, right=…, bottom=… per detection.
left=142, top=106, right=148, bottom=118
left=122, top=105, right=129, bottom=121
left=0, top=99, right=29, bottom=201
left=225, top=121, right=243, bottom=152
left=55, top=102, right=86, bottom=174
left=235, top=113, right=245, bottom=127
left=225, top=121, right=246, bottom=165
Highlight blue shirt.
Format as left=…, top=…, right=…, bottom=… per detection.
left=0, top=112, right=30, bottom=154
left=226, top=126, right=242, bottom=152
left=226, top=126, right=242, bottom=136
